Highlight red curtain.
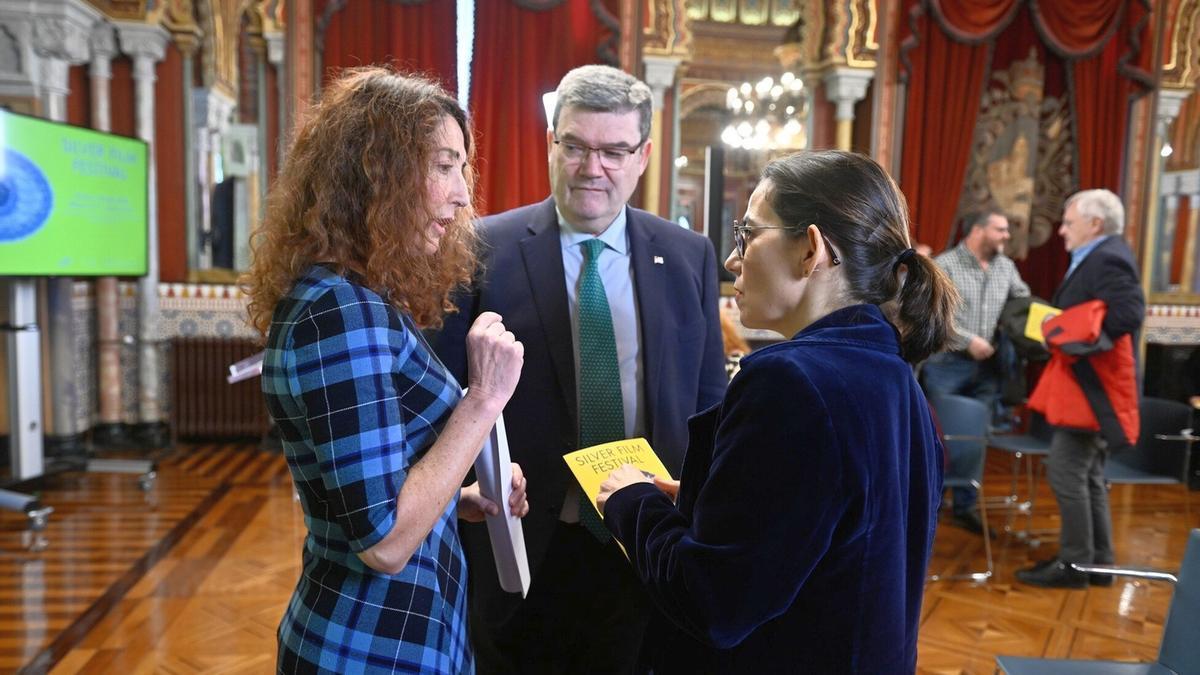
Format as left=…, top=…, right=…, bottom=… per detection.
left=1032, top=0, right=1125, bottom=56
left=929, top=0, right=1020, bottom=41
left=901, top=0, right=1152, bottom=260
left=1065, top=1, right=1153, bottom=192
left=1071, top=42, right=1129, bottom=192
left=470, top=0, right=604, bottom=215
left=318, top=0, right=457, bottom=90
left=899, top=2, right=992, bottom=251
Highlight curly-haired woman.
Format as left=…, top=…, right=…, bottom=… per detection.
left=244, top=67, right=527, bottom=674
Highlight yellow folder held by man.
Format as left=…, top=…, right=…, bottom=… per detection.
left=1024, top=301, right=1062, bottom=343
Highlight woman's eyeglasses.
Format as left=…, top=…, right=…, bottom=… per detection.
left=732, top=220, right=841, bottom=265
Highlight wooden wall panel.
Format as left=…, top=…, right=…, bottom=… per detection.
left=157, top=42, right=187, bottom=283
left=266, top=61, right=280, bottom=185
left=67, top=65, right=90, bottom=128
left=109, top=56, right=136, bottom=140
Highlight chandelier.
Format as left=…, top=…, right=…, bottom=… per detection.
left=720, top=72, right=808, bottom=151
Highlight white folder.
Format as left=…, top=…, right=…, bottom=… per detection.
left=473, top=413, right=531, bottom=596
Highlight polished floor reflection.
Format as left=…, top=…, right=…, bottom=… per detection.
left=0, top=443, right=1193, bottom=674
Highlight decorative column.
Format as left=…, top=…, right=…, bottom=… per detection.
left=0, top=7, right=42, bottom=481
left=116, top=22, right=170, bottom=446
left=822, top=67, right=873, bottom=151
left=173, top=33, right=201, bottom=272
left=642, top=55, right=680, bottom=218
left=33, top=1, right=100, bottom=456
left=88, top=22, right=127, bottom=446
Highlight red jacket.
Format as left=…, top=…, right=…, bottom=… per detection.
left=1028, top=300, right=1139, bottom=450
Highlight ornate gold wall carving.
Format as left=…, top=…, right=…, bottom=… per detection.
left=83, top=0, right=149, bottom=21
left=790, top=0, right=877, bottom=71
left=1162, top=0, right=1199, bottom=89
left=957, top=48, right=1073, bottom=260
left=196, top=0, right=247, bottom=98
left=685, top=0, right=798, bottom=26
left=646, top=0, right=693, bottom=58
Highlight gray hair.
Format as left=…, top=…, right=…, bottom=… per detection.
left=1066, top=189, right=1124, bottom=235
left=552, top=65, right=653, bottom=142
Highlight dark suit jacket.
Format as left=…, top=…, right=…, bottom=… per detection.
left=1052, top=235, right=1144, bottom=343
left=1046, top=235, right=1145, bottom=446
left=604, top=305, right=943, bottom=673
left=434, top=197, right=727, bottom=623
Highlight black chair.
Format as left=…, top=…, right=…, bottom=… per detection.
left=928, top=394, right=994, bottom=583
left=1106, top=397, right=1196, bottom=487
left=996, top=528, right=1200, bottom=674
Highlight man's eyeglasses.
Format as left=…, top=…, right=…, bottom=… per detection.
left=553, top=137, right=644, bottom=170
left=732, top=219, right=841, bottom=265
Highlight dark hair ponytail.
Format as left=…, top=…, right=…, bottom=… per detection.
left=761, top=150, right=959, bottom=362
left=891, top=251, right=959, bottom=362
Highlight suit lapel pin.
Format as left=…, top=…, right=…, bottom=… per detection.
left=653, top=255, right=664, bottom=265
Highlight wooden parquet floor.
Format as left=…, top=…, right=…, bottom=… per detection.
left=0, top=442, right=1194, bottom=674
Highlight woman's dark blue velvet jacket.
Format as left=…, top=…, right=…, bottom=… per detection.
left=604, top=304, right=944, bottom=674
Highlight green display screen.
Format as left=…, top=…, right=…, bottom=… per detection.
left=0, top=109, right=148, bottom=276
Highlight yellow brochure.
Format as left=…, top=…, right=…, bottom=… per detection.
left=563, top=438, right=673, bottom=519
left=1024, top=301, right=1062, bottom=343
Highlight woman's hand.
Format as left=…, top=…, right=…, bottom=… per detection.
left=465, top=312, right=524, bottom=411
left=457, top=463, right=530, bottom=522
left=653, top=476, right=681, bottom=503
left=597, top=464, right=654, bottom=515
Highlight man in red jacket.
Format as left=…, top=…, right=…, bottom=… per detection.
left=1017, top=189, right=1144, bottom=589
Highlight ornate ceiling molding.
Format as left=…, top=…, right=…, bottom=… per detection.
left=32, top=0, right=102, bottom=64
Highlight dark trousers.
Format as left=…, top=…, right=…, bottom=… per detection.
left=470, top=522, right=650, bottom=675
left=921, top=352, right=1000, bottom=514
left=1046, top=429, right=1114, bottom=565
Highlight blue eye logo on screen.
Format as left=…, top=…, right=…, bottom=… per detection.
left=0, top=148, right=54, bottom=242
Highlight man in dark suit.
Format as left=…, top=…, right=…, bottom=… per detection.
left=1017, top=189, right=1144, bottom=589
left=435, top=65, right=727, bottom=673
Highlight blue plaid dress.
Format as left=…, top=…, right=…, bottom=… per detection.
left=264, top=265, right=472, bottom=674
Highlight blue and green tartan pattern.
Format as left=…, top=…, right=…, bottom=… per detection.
left=263, top=265, right=472, bottom=674
left=576, top=239, right=625, bottom=543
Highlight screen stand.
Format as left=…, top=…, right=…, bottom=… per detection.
left=3, top=279, right=53, bottom=536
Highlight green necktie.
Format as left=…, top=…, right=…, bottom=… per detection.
left=577, top=238, right=624, bottom=543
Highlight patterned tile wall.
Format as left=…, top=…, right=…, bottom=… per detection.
left=1145, top=304, right=1200, bottom=345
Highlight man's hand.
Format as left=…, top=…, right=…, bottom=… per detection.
left=457, top=463, right=530, bottom=522
left=967, top=335, right=995, bottom=360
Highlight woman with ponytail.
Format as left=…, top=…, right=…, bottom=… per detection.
left=596, top=150, right=956, bottom=673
